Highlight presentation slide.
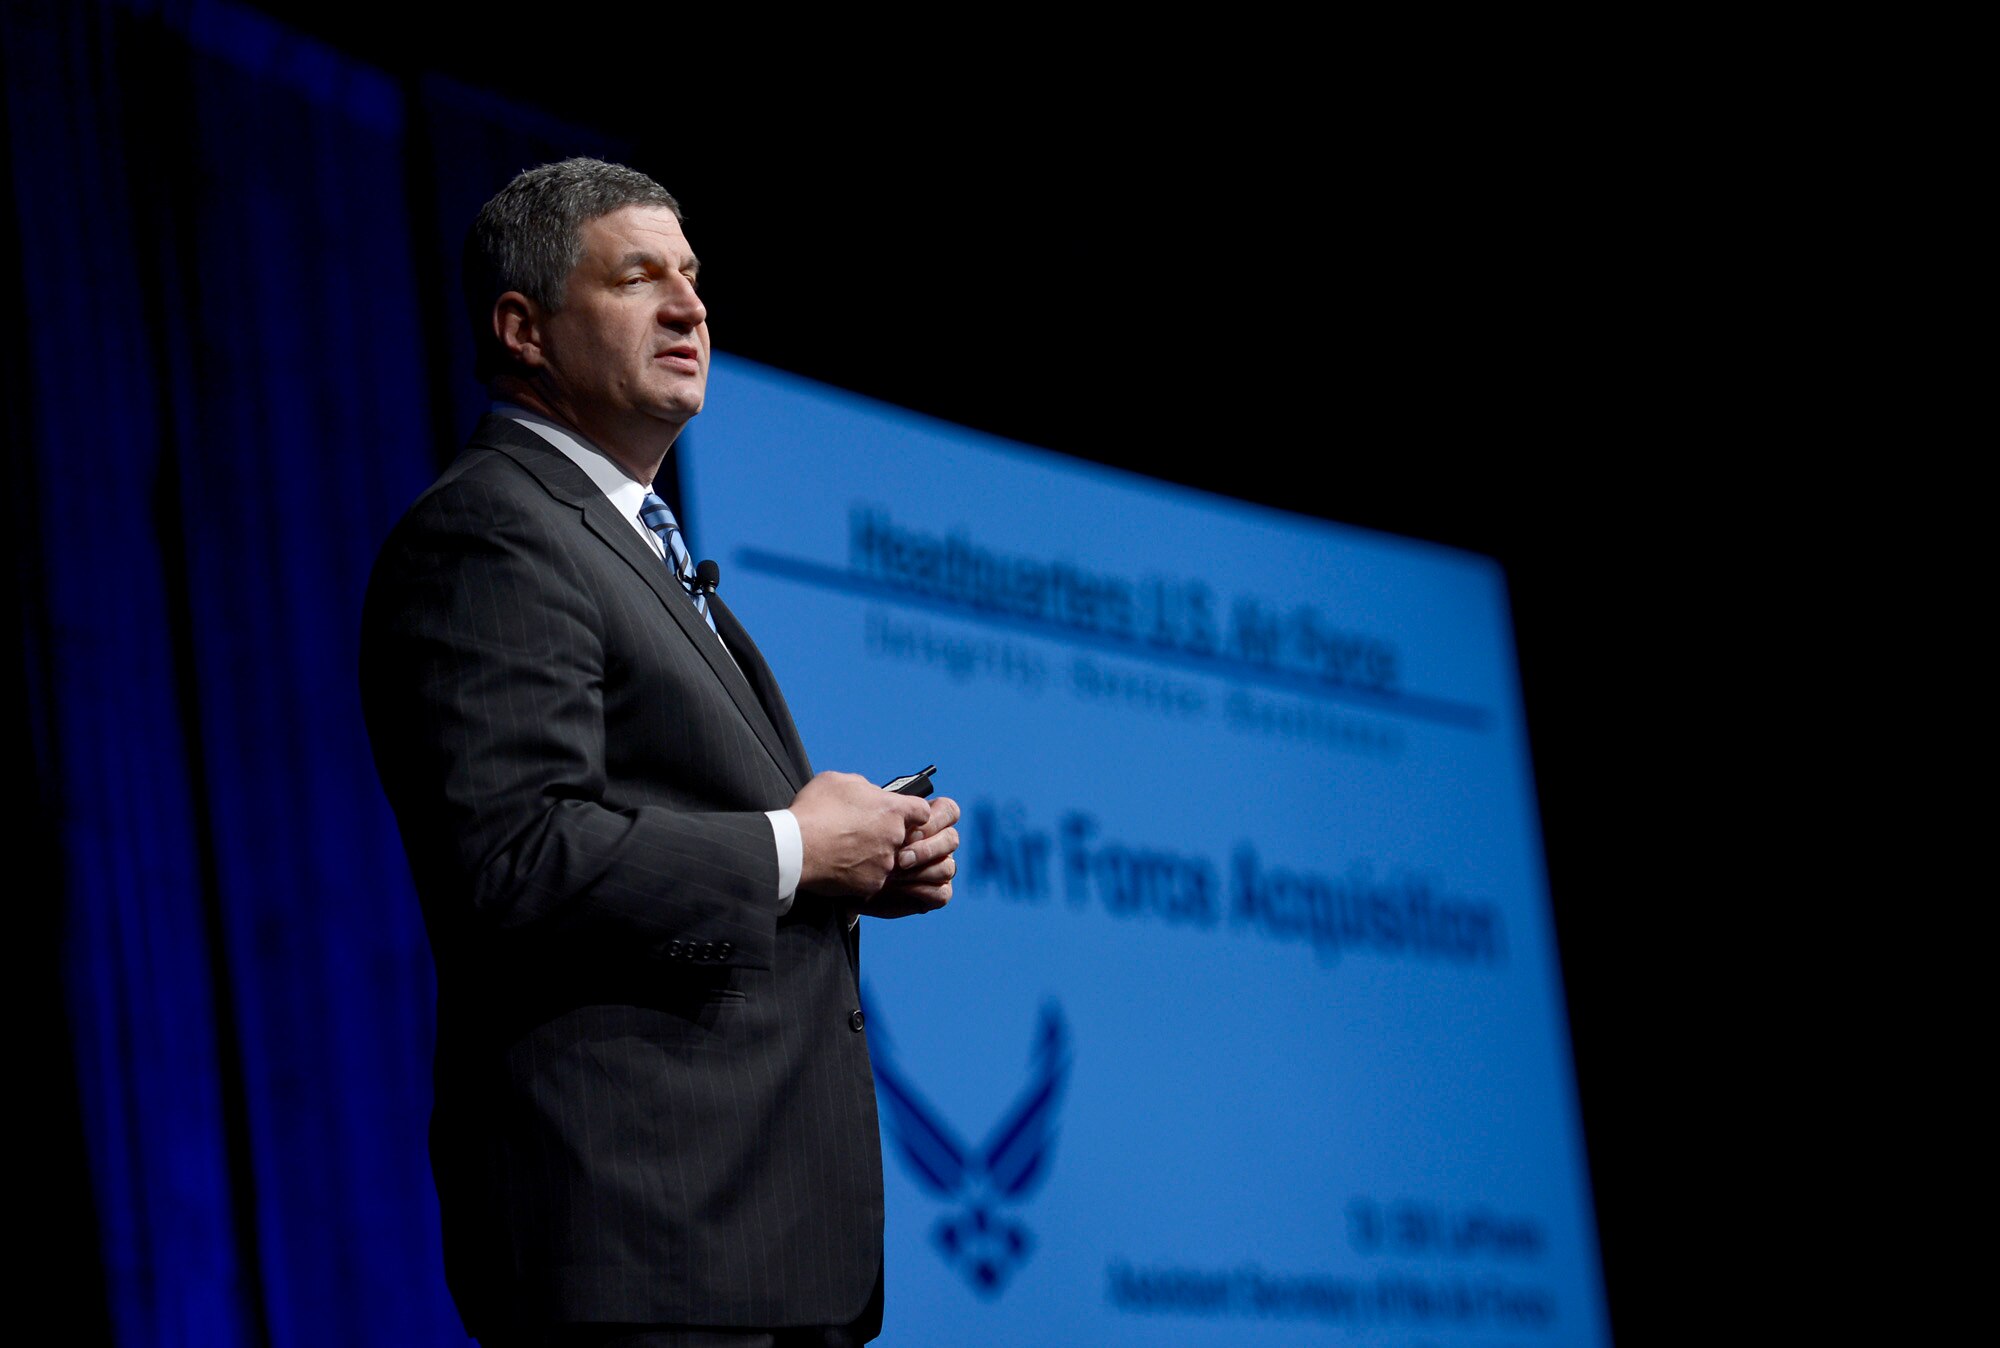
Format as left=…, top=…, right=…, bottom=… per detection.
left=680, top=355, right=1610, bottom=1346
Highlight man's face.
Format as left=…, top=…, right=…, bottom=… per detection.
left=532, top=203, right=709, bottom=452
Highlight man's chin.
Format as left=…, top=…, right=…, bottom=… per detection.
left=661, top=394, right=705, bottom=422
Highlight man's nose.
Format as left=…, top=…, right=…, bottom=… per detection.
left=659, top=275, right=706, bottom=329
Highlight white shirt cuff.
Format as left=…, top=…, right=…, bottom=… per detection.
left=766, top=808, right=803, bottom=915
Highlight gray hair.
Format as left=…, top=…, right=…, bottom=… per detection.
left=464, top=157, right=682, bottom=382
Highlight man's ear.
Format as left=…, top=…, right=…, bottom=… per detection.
left=494, top=292, right=544, bottom=368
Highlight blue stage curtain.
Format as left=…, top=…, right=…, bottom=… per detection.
left=4, top=2, right=614, bottom=1343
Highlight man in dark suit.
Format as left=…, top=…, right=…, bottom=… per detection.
left=360, top=158, right=960, bottom=1348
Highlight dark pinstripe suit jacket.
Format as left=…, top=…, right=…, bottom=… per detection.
left=360, top=415, right=884, bottom=1337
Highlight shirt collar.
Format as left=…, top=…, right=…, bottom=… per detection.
left=493, top=402, right=656, bottom=524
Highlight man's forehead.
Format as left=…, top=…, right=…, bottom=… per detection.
left=581, top=204, right=693, bottom=258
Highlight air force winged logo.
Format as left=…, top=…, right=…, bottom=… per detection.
left=864, top=995, right=1071, bottom=1296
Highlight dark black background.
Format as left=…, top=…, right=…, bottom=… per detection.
left=230, top=13, right=1701, bottom=1338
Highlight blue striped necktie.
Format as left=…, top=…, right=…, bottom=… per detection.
left=638, top=492, right=717, bottom=634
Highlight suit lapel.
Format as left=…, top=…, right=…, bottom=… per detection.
left=473, top=415, right=808, bottom=791
left=709, top=593, right=813, bottom=784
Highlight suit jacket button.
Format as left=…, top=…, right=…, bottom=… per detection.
left=849, top=1009, right=866, bottom=1032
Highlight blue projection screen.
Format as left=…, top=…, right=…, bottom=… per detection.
left=681, top=355, right=1609, bottom=1346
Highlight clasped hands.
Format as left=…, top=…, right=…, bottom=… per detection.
left=790, top=771, right=960, bottom=919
